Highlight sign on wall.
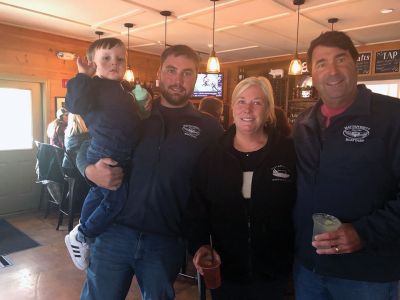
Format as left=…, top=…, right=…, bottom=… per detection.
left=375, top=49, right=400, bottom=74
left=356, top=52, right=371, bottom=75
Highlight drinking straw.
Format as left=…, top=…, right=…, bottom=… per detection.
left=210, top=234, right=214, bottom=264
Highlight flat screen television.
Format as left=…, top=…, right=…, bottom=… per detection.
left=192, top=73, right=223, bottom=98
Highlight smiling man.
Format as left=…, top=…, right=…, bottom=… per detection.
left=292, top=31, right=400, bottom=299
left=77, top=45, right=224, bottom=300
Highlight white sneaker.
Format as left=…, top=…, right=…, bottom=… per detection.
left=65, top=225, right=89, bottom=270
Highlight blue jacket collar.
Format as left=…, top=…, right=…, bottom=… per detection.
left=300, top=84, right=373, bottom=128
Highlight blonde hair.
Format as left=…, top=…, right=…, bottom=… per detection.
left=231, top=76, right=276, bottom=126
left=65, top=113, right=88, bottom=138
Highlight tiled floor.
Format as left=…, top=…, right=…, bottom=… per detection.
left=0, top=212, right=206, bottom=300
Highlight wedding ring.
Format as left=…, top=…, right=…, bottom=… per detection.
left=334, top=246, right=340, bottom=254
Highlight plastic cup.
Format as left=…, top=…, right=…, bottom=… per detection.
left=312, top=213, right=341, bottom=247
left=198, top=255, right=221, bottom=289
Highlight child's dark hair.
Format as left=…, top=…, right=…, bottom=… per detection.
left=160, top=45, right=200, bottom=72
left=307, top=31, right=359, bottom=70
left=86, top=38, right=125, bottom=61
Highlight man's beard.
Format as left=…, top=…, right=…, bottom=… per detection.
left=159, top=81, right=193, bottom=107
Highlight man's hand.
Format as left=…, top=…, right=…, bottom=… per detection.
left=312, top=223, right=363, bottom=255
left=76, top=56, right=96, bottom=77
left=85, top=158, right=123, bottom=190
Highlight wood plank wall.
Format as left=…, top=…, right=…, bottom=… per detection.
left=0, top=23, right=160, bottom=125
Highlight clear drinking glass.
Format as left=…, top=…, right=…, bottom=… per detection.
left=312, top=213, right=341, bottom=247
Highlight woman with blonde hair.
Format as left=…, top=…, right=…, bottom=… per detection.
left=62, top=113, right=90, bottom=176
left=185, top=76, right=296, bottom=300
left=47, top=107, right=68, bottom=148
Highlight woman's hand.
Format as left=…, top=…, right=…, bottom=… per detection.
left=85, top=158, right=123, bottom=190
left=192, top=245, right=221, bottom=275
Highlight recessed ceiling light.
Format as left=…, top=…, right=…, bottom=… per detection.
left=380, top=8, right=394, bottom=14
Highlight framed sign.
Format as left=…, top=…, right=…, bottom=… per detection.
left=356, top=52, right=371, bottom=75
left=55, top=96, right=65, bottom=116
left=375, top=49, right=400, bottom=74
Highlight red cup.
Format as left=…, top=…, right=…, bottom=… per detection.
left=198, top=256, right=221, bottom=289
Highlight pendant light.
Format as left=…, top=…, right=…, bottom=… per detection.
left=160, top=10, right=171, bottom=48
left=328, top=18, right=338, bottom=31
left=207, top=0, right=220, bottom=73
left=95, top=31, right=104, bottom=40
left=124, top=23, right=135, bottom=83
left=288, top=0, right=304, bottom=76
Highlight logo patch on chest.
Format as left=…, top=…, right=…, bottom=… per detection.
left=271, top=165, right=291, bottom=182
left=182, top=124, right=200, bottom=139
left=342, top=125, right=370, bottom=142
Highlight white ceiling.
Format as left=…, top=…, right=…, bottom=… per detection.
left=1, top=0, right=400, bottom=64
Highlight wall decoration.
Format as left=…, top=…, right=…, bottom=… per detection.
left=55, top=97, right=65, bottom=116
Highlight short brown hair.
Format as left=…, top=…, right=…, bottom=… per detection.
left=199, top=96, right=223, bottom=119
left=86, top=38, right=125, bottom=61
left=160, top=45, right=200, bottom=72
left=307, top=31, right=359, bottom=70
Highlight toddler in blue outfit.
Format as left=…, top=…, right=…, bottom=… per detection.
left=64, top=37, right=146, bottom=270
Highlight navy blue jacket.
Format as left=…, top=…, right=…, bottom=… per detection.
left=293, top=85, right=400, bottom=282
left=115, top=99, right=224, bottom=237
left=66, top=74, right=139, bottom=151
left=184, top=125, right=296, bottom=282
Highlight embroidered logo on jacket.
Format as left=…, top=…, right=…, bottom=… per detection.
left=342, top=125, right=370, bottom=142
left=182, top=124, right=200, bottom=139
left=271, top=165, right=291, bottom=182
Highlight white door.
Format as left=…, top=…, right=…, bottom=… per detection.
left=0, top=80, right=42, bottom=215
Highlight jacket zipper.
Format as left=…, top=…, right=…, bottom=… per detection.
left=246, top=200, right=253, bottom=278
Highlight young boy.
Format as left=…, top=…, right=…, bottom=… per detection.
left=65, top=38, right=143, bottom=270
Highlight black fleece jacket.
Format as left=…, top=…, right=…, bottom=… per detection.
left=184, top=125, right=297, bottom=283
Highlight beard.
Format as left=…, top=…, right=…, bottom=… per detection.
left=159, top=81, right=193, bottom=107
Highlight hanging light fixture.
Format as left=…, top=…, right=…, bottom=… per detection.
left=328, top=17, right=338, bottom=31
left=95, top=31, right=104, bottom=40
left=160, top=10, right=171, bottom=48
left=207, top=0, right=220, bottom=73
left=288, top=0, right=304, bottom=76
left=123, top=23, right=135, bottom=83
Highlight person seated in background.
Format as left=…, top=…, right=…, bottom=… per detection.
left=62, top=113, right=90, bottom=177
left=184, top=76, right=296, bottom=300
left=274, top=106, right=291, bottom=137
left=62, top=113, right=91, bottom=223
left=199, top=96, right=224, bottom=120
left=47, top=107, right=68, bottom=148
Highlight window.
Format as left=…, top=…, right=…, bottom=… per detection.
left=358, top=79, right=400, bottom=98
left=0, top=88, right=33, bottom=150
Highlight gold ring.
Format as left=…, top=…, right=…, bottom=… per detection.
left=335, top=246, right=340, bottom=254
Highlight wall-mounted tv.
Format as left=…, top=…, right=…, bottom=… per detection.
left=192, top=73, right=223, bottom=98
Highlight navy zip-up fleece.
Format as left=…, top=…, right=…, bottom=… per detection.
left=116, top=99, right=224, bottom=237
left=293, top=85, right=400, bottom=282
left=66, top=73, right=140, bottom=151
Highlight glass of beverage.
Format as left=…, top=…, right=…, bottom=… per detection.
left=312, top=213, right=341, bottom=248
left=198, top=255, right=221, bottom=289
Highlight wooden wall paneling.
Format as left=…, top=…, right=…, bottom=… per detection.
left=0, top=24, right=160, bottom=125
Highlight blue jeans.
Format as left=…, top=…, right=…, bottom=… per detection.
left=79, top=141, right=131, bottom=238
left=79, top=185, right=128, bottom=238
left=293, top=261, right=399, bottom=300
left=80, top=224, right=185, bottom=300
